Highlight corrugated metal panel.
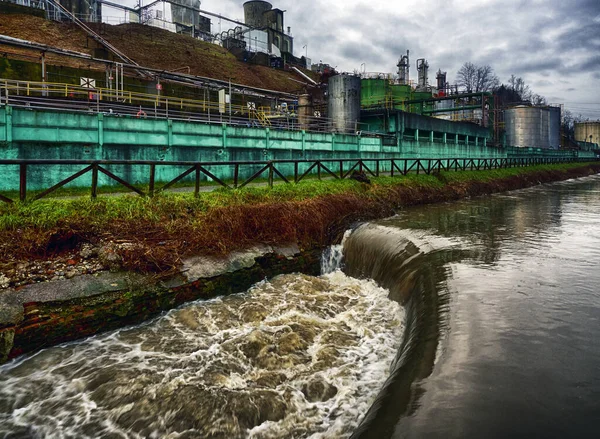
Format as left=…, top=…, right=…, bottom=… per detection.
left=548, top=106, right=561, bottom=149
left=505, top=106, right=550, bottom=148
left=574, top=122, right=600, bottom=145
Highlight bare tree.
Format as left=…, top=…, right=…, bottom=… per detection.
left=457, top=62, right=478, bottom=92
left=475, top=64, right=500, bottom=92
left=456, top=62, right=499, bottom=92
left=507, top=75, right=531, bottom=101
left=531, top=93, right=547, bottom=106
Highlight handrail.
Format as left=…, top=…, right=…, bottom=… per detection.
left=0, top=78, right=375, bottom=133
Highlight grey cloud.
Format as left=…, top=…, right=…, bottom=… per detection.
left=201, top=0, right=600, bottom=117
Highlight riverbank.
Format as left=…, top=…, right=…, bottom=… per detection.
left=1, top=162, right=599, bottom=363
left=2, top=162, right=599, bottom=286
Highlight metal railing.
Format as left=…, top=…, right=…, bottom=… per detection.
left=0, top=156, right=594, bottom=204
left=0, top=78, right=370, bottom=133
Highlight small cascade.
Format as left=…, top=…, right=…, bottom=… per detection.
left=321, top=230, right=352, bottom=274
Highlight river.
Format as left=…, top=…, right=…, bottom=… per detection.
left=1, top=175, right=600, bottom=438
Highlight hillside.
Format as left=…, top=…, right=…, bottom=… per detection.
left=0, top=13, right=318, bottom=93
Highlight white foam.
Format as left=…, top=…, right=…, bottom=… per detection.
left=0, top=271, right=404, bottom=439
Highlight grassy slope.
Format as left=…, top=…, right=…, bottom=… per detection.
left=1, top=163, right=598, bottom=272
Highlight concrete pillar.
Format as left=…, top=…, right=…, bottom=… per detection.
left=415, top=129, right=419, bottom=143
left=429, top=131, right=434, bottom=143
left=298, top=94, right=313, bottom=131
left=455, top=134, right=459, bottom=145
left=443, top=132, right=447, bottom=144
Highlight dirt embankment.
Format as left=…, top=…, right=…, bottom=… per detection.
left=0, top=13, right=317, bottom=93
left=1, top=164, right=599, bottom=292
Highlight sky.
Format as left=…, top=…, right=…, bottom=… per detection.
left=114, top=1, right=600, bottom=119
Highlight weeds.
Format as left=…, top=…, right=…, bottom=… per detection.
left=0, top=162, right=598, bottom=272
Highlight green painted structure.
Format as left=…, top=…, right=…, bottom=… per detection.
left=0, top=105, right=594, bottom=192
left=361, top=78, right=435, bottom=114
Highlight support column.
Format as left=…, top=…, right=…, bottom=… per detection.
left=443, top=132, right=447, bottom=144
left=5, top=106, right=12, bottom=144
left=97, top=113, right=104, bottom=147
left=415, top=129, right=419, bottom=143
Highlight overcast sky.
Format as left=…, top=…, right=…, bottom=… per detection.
left=122, top=1, right=600, bottom=119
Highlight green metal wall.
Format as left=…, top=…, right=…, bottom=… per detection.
left=0, top=105, right=592, bottom=192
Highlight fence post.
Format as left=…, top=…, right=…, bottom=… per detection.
left=19, top=163, right=26, bottom=202
left=268, top=162, right=274, bottom=188
left=91, top=163, right=98, bottom=199
left=234, top=163, right=239, bottom=188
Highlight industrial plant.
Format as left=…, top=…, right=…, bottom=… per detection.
left=0, top=0, right=598, bottom=178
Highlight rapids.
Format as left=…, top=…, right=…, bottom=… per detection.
left=0, top=268, right=404, bottom=438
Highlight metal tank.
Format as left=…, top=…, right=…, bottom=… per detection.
left=574, top=121, right=600, bottom=145
left=505, top=106, right=550, bottom=148
left=328, top=74, right=362, bottom=133
left=548, top=106, right=561, bottom=149
left=243, top=1, right=273, bottom=28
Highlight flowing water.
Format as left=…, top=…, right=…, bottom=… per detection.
left=0, top=243, right=404, bottom=438
left=2, top=175, right=600, bottom=438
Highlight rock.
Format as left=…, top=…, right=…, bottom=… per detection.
left=0, top=274, right=10, bottom=289
left=350, top=170, right=371, bottom=184
left=66, top=259, right=77, bottom=266
left=98, top=243, right=123, bottom=271
left=65, top=270, right=78, bottom=280
left=80, top=244, right=97, bottom=259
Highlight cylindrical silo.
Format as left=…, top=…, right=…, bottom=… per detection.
left=328, top=74, right=362, bottom=133
left=243, top=1, right=272, bottom=28
left=574, top=121, right=600, bottom=145
left=548, top=106, right=561, bottom=149
left=505, top=106, right=550, bottom=148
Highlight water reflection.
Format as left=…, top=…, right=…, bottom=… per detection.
left=351, top=175, right=600, bottom=438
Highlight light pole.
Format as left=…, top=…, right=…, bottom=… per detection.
left=303, top=44, right=308, bottom=59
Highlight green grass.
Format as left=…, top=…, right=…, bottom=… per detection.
left=0, top=162, right=597, bottom=233
left=438, top=162, right=598, bottom=184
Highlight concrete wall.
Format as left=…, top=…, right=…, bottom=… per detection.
left=0, top=106, right=591, bottom=192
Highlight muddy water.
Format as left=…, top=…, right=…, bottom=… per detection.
left=349, top=174, right=600, bottom=438
left=0, top=262, right=403, bottom=438
left=3, top=174, right=600, bottom=438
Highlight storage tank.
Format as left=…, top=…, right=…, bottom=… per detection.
left=328, top=74, right=361, bottom=133
left=548, top=106, right=561, bottom=149
left=505, top=106, right=550, bottom=148
left=574, top=121, right=600, bottom=145
left=243, top=1, right=272, bottom=28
